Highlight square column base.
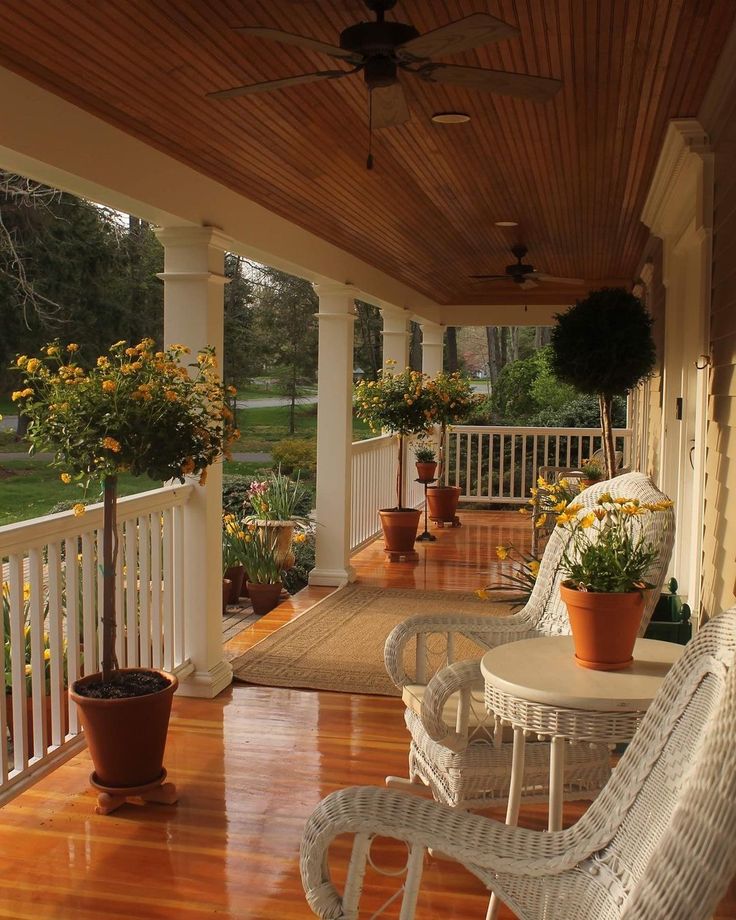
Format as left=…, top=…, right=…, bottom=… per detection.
left=308, top=566, right=357, bottom=587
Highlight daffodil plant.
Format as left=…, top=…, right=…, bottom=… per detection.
left=13, top=340, right=236, bottom=684
left=556, top=493, right=673, bottom=593
left=476, top=543, right=541, bottom=609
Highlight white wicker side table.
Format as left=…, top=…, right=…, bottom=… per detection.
left=481, top=636, right=683, bottom=833
left=481, top=636, right=683, bottom=919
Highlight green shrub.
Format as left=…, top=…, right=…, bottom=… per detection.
left=272, top=438, right=316, bottom=476
left=222, top=474, right=260, bottom=517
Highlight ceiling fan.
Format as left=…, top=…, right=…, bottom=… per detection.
left=471, top=245, right=585, bottom=290
left=208, top=0, right=562, bottom=135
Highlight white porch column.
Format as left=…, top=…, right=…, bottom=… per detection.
left=380, top=305, right=410, bottom=371
left=309, top=282, right=357, bottom=586
left=421, top=321, right=445, bottom=378
left=155, top=226, right=232, bottom=698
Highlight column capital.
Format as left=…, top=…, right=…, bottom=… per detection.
left=313, top=280, right=361, bottom=300
left=155, top=225, right=232, bottom=252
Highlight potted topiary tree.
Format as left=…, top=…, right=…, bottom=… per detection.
left=425, top=372, right=483, bottom=526
left=13, top=339, right=235, bottom=813
left=354, top=366, right=435, bottom=560
left=550, top=288, right=656, bottom=479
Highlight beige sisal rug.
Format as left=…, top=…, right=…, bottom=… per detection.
left=230, top=584, right=512, bottom=697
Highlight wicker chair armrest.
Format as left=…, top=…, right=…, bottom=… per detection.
left=538, top=465, right=585, bottom=480
left=301, top=786, right=585, bottom=918
left=384, top=613, right=535, bottom=688
left=419, top=660, right=485, bottom=751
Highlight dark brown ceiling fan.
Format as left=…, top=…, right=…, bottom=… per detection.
left=471, top=245, right=585, bottom=290
left=208, top=0, right=562, bottom=133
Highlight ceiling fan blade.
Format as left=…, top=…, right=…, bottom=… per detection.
left=470, top=274, right=507, bottom=280
left=208, top=69, right=349, bottom=100
left=396, top=13, right=518, bottom=61
left=519, top=278, right=538, bottom=290
left=233, top=27, right=361, bottom=62
left=371, top=82, right=410, bottom=129
left=419, top=64, right=562, bottom=102
left=532, top=273, right=586, bottom=284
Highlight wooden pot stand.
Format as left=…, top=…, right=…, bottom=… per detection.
left=90, top=767, right=178, bottom=816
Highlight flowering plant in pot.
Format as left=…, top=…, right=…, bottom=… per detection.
left=354, top=366, right=435, bottom=559
left=223, top=514, right=250, bottom=606
left=556, top=493, right=673, bottom=670
left=238, top=526, right=284, bottom=617
left=246, top=467, right=310, bottom=570
left=413, top=439, right=437, bottom=482
left=424, top=372, right=483, bottom=525
left=13, top=339, right=235, bottom=809
left=579, top=458, right=605, bottom=488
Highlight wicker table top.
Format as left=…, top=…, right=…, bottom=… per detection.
left=481, top=636, right=683, bottom=712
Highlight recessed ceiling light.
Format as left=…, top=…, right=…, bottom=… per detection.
left=431, top=111, right=471, bottom=124
left=495, top=220, right=519, bottom=227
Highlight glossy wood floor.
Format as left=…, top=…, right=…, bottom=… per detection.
left=2, top=511, right=734, bottom=919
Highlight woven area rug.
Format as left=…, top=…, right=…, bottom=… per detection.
left=230, top=584, right=512, bottom=697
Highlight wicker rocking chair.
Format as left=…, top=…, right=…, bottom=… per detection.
left=383, top=473, right=675, bottom=811
left=302, top=608, right=736, bottom=920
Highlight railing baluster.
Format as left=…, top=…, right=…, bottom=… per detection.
left=81, top=532, right=97, bottom=677
left=115, top=522, right=125, bottom=668
left=8, top=555, right=28, bottom=770
left=499, top=434, right=505, bottom=500
left=150, top=511, right=163, bottom=670
left=162, top=508, right=174, bottom=673
left=0, top=560, right=7, bottom=783
left=174, top=504, right=185, bottom=667
left=96, top=527, right=104, bottom=669
left=138, top=515, right=151, bottom=668
left=64, top=537, right=80, bottom=733
left=47, top=541, right=65, bottom=747
left=28, top=548, right=45, bottom=759
left=125, top=519, right=138, bottom=668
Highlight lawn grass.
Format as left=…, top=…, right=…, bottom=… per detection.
left=0, top=460, right=150, bottom=526
left=0, top=431, right=29, bottom=453
left=233, top=403, right=373, bottom=452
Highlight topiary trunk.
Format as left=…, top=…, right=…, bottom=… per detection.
left=598, top=394, right=617, bottom=479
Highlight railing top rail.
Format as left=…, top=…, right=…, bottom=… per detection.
left=351, top=433, right=394, bottom=452
left=447, top=425, right=633, bottom=436
left=0, top=483, right=194, bottom=557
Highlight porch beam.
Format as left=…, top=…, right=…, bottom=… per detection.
left=155, top=225, right=233, bottom=698
left=309, top=282, right=357, bottom=587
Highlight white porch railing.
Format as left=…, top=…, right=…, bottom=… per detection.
left=443, top=426, right=633, bottom=504
left=0, top=483, right=193, bottom=805
left=350, top=435, right=425, bottom=553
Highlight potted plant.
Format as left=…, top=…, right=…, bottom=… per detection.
left=223, top=513, right=249, bottom=604
left=555, top=492, right=674, bottom=670
left=246, top=468, right=310, bottom=570
left=13, top=339, right=235, bottom=808
left=354, top=367, right=435, bottom=559
left=550, top=288, right=656, bottom=478
left=424, top=372, right=483, bottom=526
left=579, top=458, right=605, bottom=488
left=239, top=526, right=284, bottom=617
left=413, top=439, right=437, bottom=482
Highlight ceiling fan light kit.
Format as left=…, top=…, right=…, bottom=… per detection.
left=209, top=0, right=561, bottom=166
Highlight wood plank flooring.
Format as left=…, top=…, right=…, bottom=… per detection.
left=1, top=510, right=734, bottom=919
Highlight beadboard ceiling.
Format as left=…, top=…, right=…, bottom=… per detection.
left=0, top=0, right=732, bottom=305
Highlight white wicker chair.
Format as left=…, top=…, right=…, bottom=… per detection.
left=302, top=609, right=736, bottom=920
left=383, top=473, right=675, bottom=810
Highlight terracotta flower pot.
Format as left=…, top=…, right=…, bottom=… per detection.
left=415, top=461, right=437, bottom=482
left=426, top=485, right=462, bottom=524
left=69, top=669, right=177, bottom=789
left=224, top=564, right=246, bottom=603
left=560, top=582, right=646, bottom=670
left=378, top=508, right=421, bottom=558
left=222, top=578, right=232, bottom=614
left=247, top=581, right=283, bottom=617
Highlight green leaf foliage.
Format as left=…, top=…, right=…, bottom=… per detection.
left=550, top=288, right=656, bottom=398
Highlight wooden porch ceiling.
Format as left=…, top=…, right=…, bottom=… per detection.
left=0, top=1, right=732, bottom=308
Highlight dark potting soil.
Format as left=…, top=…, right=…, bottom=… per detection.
left=75, top=670, right=170, bottom=700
